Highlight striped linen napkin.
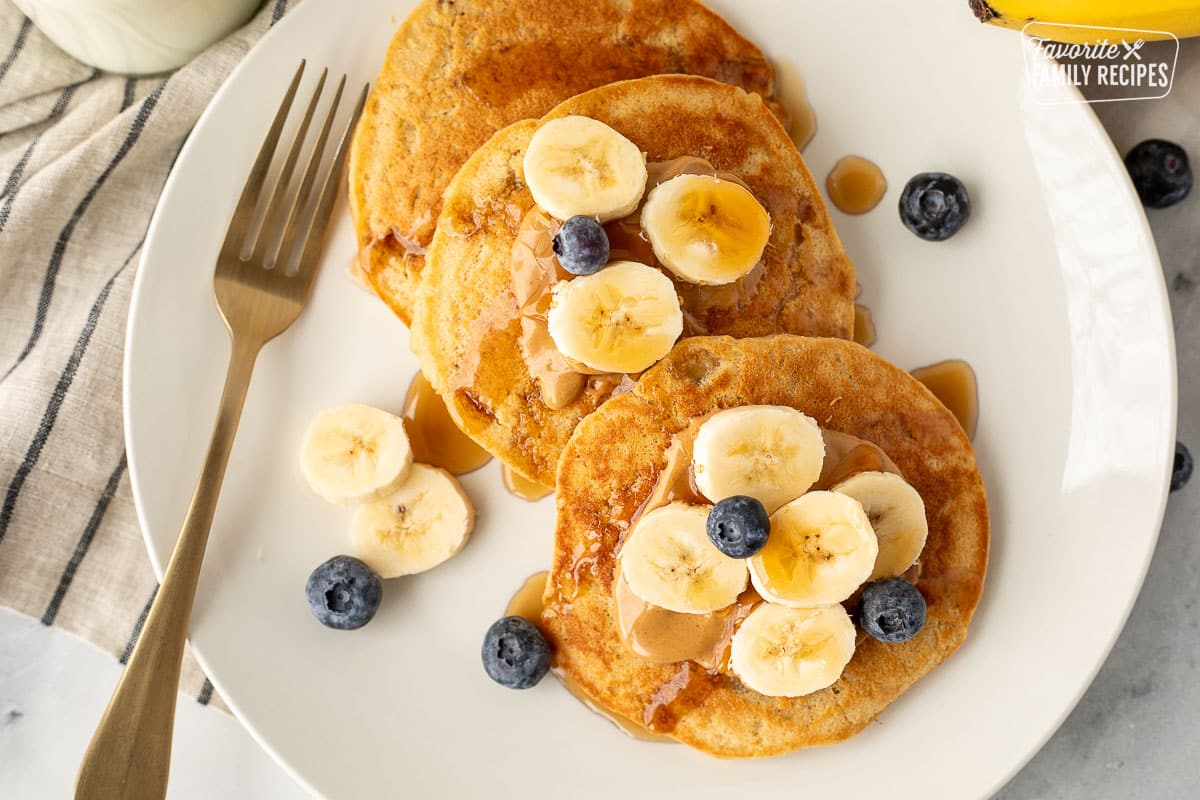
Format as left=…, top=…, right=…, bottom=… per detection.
left=0, top=0, right=299, bottom=712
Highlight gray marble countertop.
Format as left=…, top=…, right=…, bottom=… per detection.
left=1, top=33, right=1197, bottom=800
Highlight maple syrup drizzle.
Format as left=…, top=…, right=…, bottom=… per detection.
left=826, top=155, right=887, bottom=215
left=853, top=303, right=876, bottom=347
left=501, top=464, right=553, bottom=502
left=911, top=359, right=979, bottom=440
left=402, top=372, right=492, bottom=475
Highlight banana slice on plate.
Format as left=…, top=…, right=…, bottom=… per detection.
left=546, top=260, right=683, bottom=374
left=641, top=173, right=771, bottom=285
left=692, top=405, right=825, bottom=511
left=832, top=471, right=928, bottom=581
left=523, top=115, right=648, bottom=222
left=349, top=464, right=475, bottom=579
left=749, top=491, right=878, bottom=607
left=730, top=603, right=856, bottom=698
left=300, top=404, right=413, bottom=506
left=618, top=502, right=748, bottom=614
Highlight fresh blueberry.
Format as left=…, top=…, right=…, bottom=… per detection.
left=1125, top=139, right=1192, bottom=209
left=552, top=215, right=609, bottom=275
left=1172, top=441, right=1193, bottom=492
left=305, top=555, right=383, bottom=630
left=482, top=616, right=551, bottom=689
left=898, top=172, right=971, bottom=241
left=706, top=495, right=770, bottom=558
left=859, top=578, right=926, bottom=644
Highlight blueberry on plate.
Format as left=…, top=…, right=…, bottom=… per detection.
left=859, top=577, right=926, bottom=644
left=1172, top=441, right=1193, bottom=492
left=706, top=495, right=770, bottom=558
left=1125, top=139, right=1192, bottom=209
left=305, top=555, right=383, bottom=630
left=482, top=616, right=551, bottom=689
left=898, top=172, right=971, bottom=241
left=552, top=215, right=610, bottom=275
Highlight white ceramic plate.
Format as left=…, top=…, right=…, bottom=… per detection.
left=124, top=1, right=1176, bottom=797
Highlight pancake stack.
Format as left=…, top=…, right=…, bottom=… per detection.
left=351, top=0, right=988, bottom=757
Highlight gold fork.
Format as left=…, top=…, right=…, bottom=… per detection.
left=75, top=61, right=368, bottom=800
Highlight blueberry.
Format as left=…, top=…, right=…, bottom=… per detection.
left=305, top=555, right=383, bottom=630
left=706, top=496, right=770, bottom=558
left=1172, top=441, right=1193, bottom=492
left=1125, top=139, right=1192, bottom=209
left=898, top=172, right=971, bottom=241
left=552, top=215, right=609, bottom=275
left=482, top=616, right=551, bottom=689
left=859, top=578, right=926, bottom=644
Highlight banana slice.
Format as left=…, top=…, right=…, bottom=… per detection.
left=300, top=404, right=413, bottom=506
left=618, top=502, right=748, bottom=614
left=749, top=491, right=878, bottom=607
left=546, top=260, right=683, bottom=374
left=730, top=603, right=856, bottom=698
left=641, top=173, right=771, bottom=285
left=832, top=471, right=928, bottom=581
left=522, top=115, right=648, bottom=222
left=692, top=405, right=825, bottom=511
left=349, top=464, right=475, bottom=578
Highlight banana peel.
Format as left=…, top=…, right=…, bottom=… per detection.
left=970, top=0, right=1200, bottom=42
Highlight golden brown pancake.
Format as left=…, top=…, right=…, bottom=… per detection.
left=348, top=0, right=789, bottom=325
left=411, top=75, right=855, bottom=488
left=542, top=335, right=989, bottom=757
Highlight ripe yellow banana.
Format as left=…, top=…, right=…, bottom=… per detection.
left=970, top=0, right=1200, bottom=42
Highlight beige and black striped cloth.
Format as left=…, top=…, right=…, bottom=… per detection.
left=0, top=0, right=300, bottom=712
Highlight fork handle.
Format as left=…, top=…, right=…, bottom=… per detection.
left=76, top=336, right=261, bottom=800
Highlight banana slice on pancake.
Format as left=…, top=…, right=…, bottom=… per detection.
left=618, top=502, right=748, bottom=614
left=749, top=490, right=878, bottom=607
left=349, top=464, right=475, bottom=578
left=832, top=471, right=928, bottom=581
left=300, top=404, right=413, bottom=506
left=546, top=260, right=683, bottom=374
left=641, top=173, right=770, bottom=285
left=522, top=115, right=648, bottom=222
left=691, top=405, right=825, bottom=511
left=730, top=603, right=856, bottom=698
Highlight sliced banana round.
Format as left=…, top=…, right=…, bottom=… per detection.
left=730, top=603, right=856, bottom=698
left=349, top=464, right=475, bottom=579
left=641, top=173, right=771, bottom=285
left=832, top=471, right=928, bottom=581
left=300, top=404, right=413, bottom=506
left=749, top=491, right=878, bottom=608
left=522, top=115, right=648, bottom=222
left=618, top=502, right=748, bottom=614
left=546, top=260, right=683, bottom=374
left=692, top=405, right=825, bottom=512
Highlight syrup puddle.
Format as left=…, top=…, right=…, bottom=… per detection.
left=911, top=359, right=979, bottom=439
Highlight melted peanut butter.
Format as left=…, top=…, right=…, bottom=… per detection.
left=402, top=372, right=493, bottom=475
left=826, top=155, right=887, bottom=215
left=502, top=464, right=553, bottom=502
left=614, top=425, right=902, bottom=674
left=911, top=359, right=979, bottom=440
left=510, top=157, right=768, bottom=409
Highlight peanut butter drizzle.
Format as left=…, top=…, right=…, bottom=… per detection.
left=510, top=157, right=769, bottom=409
left=501, top=464, right=553, bottom=502
left=402, top=372, right=493, bottom=475
left=911, top=359, right=979, bottom=440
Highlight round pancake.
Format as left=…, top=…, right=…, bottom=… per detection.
left=411, top=75, right=855, bottom=488
left=542, top=335, right=989, bottom=757
left=348, top=0, right=789, bottom=325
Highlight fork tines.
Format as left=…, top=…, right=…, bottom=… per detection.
left=221, top=61, right=369, bottom=283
